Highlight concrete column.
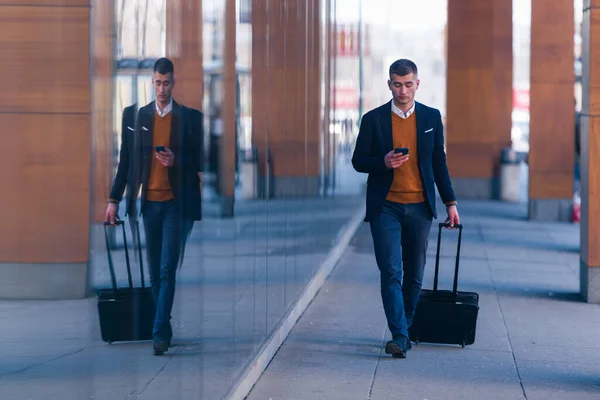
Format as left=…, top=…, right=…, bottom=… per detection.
left=580, top=0, right=600, bottom=302
left=528, top=0, right=575, bottom=221
left=446, top=0, right=513, bottom=199
left=0, top=2, right=92, bottom=299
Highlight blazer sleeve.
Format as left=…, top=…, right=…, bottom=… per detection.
left=179, top=106, right=204, bottom=173
left=432, top=110, right=456, bottom=205
left=351, top=112, right=388, bottom=174
left=192, top=108, right=204, bottom=173
left=109, top=105, right=135, bottom=202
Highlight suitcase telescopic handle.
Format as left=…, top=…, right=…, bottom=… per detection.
left=103, top=221, right=134, bottom=291
left=433, top=222, right=463, bottom=294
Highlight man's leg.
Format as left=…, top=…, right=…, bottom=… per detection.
left=369, top=201, right=408, bottom=339
left=142, top=201, right=163, bottom=306
left=152, top=200, right=186, bottom=352
left=401, top=202, right=433, bottom=329
left=177, top=219, right=195, bottom=268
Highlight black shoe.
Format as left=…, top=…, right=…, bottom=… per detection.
left=386, top=335, right=409, bottom=358
left=153, top=340, right=169, bottom=356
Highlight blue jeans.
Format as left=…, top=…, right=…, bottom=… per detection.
left=369, top=201, right=433, bottom=338
left=143, top=200, right=194, bottom=342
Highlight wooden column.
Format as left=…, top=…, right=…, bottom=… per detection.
left=580, top=0, right=600, bottom=302
left=528, top=0, right=574, bottom=221
left=251, top=0, right=321, bottom=198
left=322, top=0, right=332, bottom=193
left=220, top=0, right=237, bottom=216
left=251, top=0, right=269, bottom=197
left=166, top=0, right=203, bottom=111
left=0, top=1, right=91, bottom=299
left=446, top=0, right=512, bottom=199
left=90, top=1, right=114, bottom=224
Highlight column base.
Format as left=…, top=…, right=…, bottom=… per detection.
left=273, top=176, right=319, bottom=197
left=528, top=198, right=571, bottom=222
left=0, top=262, right=88, bottom=300
left=258, top=176, right=320, bottom=198
left=220, top=196, right=235, bottom=218
left=452, top=177, right=499, bottom=200
left=580, top=259, right=600, bottom=303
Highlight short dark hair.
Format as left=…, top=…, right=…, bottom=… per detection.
left=153, top=57, right=174, bottom=75
left=389, top=59, right=418, bottom=78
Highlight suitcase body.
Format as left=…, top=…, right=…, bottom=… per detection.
left=97, top=221, right=156, bottom=344
left=408, top=223, right=480, bottom=347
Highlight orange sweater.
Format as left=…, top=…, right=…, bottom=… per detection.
left=386, top=112, right=425, bottom=204
left=147, top=112, right=175, bottom=202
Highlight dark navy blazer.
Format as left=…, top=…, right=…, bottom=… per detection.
left=109, top=101, right=205, bottom=221
left=352, top=100, right=456, bottom=222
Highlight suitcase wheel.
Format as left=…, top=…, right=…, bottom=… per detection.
left=108, top=341, right=113, bottom=345
left=461, top=342, right=465, bottom=348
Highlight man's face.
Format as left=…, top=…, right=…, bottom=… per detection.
left=153, top=72, right=174, bottom=105
left=388, top=73, right=419, bottom=107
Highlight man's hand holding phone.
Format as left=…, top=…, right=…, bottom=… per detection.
left=156, top=146, right=175, bottom=167
left=384, top=147, right=410, bottom=169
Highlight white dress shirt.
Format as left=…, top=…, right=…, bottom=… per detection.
left=156, top=97, right=173, bottom=117
left=391, top=100, right=415, bottom=119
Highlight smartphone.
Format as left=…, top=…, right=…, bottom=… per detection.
left=394, top=147, right=409, bottom=155
left=155, top=146, right=166, bottom=153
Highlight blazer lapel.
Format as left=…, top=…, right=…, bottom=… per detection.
left=140, top=104, right=155, bottom=182
left=170, top=101, right=181, bottom=155
left=380, top=100, right=393, bottom=152
left=415, top=102, right=427, bottom=167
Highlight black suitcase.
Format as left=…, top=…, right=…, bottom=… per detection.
left=408, top=223, right=479, bottom=347
left=97, top=220, right=155, bottom=344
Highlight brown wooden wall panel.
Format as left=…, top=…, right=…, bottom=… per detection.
left=529, top=0, right=574, bottom=200
left=0, top=6, right=90, bottom=114
left=446, top=0, right=512, bottom=182
left=220, top=0, right=236, bottom=198
left=447, top=142, right=500, bottom=178
left=582, top=115, right=600, bottom=265
left=529, top=172, right=574, bottom=199
left=283, top=0, right=303, bottom=180
left=266, top=0, right=286, bottom=148
left=2, top=0, right=89, bottom=5
left=251, top=0, right=269, bottom=173
left=581, top=3, right=600, bottom=266
left=0, top=114, right=90, bottom=263
left=308, top=0, right=321, bottom=177
left=583, top=10, right=600, bottom=117
left=322, top=0, right=331, bottom=178
left=166, top=0, right=203, bottom=111
left=251, top=0, right=322, bottom=180
left=529, top=83, right=575, bottom=174
left=493, top=0, right=513, bottom=151
left=90, top=0, right=114, bottom=224
left=447, top=1, right=494, bottom=70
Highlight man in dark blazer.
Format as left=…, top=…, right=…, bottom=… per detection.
left=105, top=57, right=204, bottom=355
left=352, top=59, right=460, bottom=359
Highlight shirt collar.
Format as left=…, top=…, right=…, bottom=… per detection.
left=156, top=97, right=173, bottom=117
left=391, top=100, right=415, bottom=119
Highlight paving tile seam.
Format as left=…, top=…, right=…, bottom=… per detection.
left=0, top=346, right=86, bottom=379
left=366, top=325, right=388, bottom=400
left=479, top=221, right=529, bottom=400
